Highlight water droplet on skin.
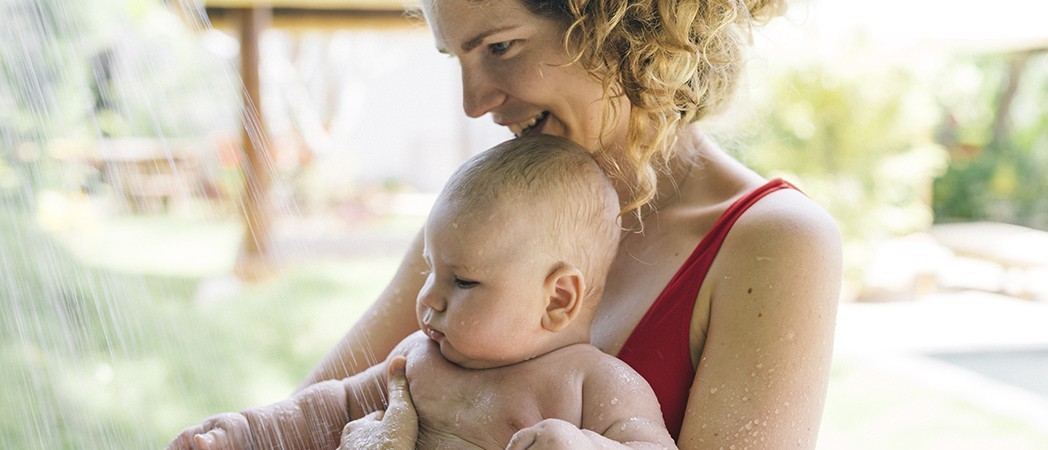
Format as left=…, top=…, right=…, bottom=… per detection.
left=710, top=387, right=718, bottom=394
left=611, top=397, right=620, bottom=405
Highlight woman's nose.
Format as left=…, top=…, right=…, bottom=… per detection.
left=460, top=64, right=505, bottom=118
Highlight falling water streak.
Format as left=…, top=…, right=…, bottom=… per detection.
left=2, top=0, right=420, bottom=447
left=0, top=0, right=279, bottom=447
left=3, top=2, right=132, bottom=447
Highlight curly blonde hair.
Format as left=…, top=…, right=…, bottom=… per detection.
left=521, top=0, right=786, bottom=213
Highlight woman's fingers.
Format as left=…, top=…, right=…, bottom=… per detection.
left=167, top=425, right=205, bottom=450
left=337, top=357, right=418, bottom=450
left=383, top=356, right=416, bottom=425
left=167, top=413, right=252, bottom=450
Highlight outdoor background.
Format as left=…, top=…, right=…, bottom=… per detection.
left=2, top=0, right=1047, bottom=448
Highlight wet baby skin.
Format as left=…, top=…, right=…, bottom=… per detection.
left=394, top=331, right=672, bottom=449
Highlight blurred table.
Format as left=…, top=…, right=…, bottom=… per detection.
left=929, top=221, right=1048, bottom=298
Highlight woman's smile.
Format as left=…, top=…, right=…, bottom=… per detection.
left=505, top=111, right=549, bottom=137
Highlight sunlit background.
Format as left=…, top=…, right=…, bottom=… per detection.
left=1, top=0, right=1046, bottom=448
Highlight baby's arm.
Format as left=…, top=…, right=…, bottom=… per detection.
left=168, top=363, right=389, bottom=450
left=578, top=356, right=675, bottom=449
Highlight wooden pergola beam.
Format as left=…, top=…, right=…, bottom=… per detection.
left=205, top=7, right=417, bottom=31
left=233, top=6, right=275, bottom=281
left=192, top=1, right=412, bottom=281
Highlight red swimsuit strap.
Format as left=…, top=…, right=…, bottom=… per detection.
left=616, top=178, right=798, bottom=440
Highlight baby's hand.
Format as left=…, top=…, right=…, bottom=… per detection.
left=167, top=412, right=254, bottom=450
left=506, top=418, right=593, bottom=450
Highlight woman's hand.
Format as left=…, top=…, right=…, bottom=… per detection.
left=338, top=356, right=417, bottom=450
left=167, top=413, right=253, bottom=450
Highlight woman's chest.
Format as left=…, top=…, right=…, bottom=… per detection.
left=593, top=213, right=714, bottom=356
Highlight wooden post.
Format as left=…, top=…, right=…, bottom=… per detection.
left=234, top=5, right=277, bottom=281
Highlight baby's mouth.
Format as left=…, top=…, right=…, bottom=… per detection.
left=424, top=324, right=445, bottom=342
left=509, top=111, right=549, bottom=137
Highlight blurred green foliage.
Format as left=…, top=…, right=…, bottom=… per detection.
left=727, top=47, right=1047, bottom=292
left=729, top=57, right=948, bottom=288
left=932, top=52, right=1048, bottom=229
left=1, top=0, right=238, bottom=197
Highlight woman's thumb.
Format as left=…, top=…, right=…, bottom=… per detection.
left=384, top=356, right=416, bottom=421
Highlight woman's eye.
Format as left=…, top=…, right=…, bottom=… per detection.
left=454, top=277, right=479, bottom=289
left=489, top=41, right=513, bottom=56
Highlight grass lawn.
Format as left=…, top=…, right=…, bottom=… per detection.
left=1, top=208, right=405, bottom=448
left=820, top=356, right=1048, bottom=449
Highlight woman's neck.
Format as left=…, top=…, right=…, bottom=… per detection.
left=617, top=127, right=706, bottom=231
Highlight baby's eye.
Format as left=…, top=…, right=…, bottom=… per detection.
left=488, top=40, right=514, bottom=56
left=454, top=277, right=479, bottom=289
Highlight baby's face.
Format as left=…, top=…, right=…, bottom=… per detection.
left=417, top=201, right=553, bottom=369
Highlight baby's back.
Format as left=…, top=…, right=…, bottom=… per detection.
left=397, top=332, right=620, bottom=449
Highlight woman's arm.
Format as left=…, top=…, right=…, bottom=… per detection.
left=168, top=365, right=388, bottom=450
left=678, top=190, right=842, bottom=449
left=339, top=356, right=418, bottom=450
left=298, top=228, right=429, bottom=391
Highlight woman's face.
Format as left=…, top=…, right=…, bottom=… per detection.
left=421, top=0, right=629, bottom=152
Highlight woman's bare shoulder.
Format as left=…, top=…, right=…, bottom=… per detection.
left=728, top=187, right=841, bottom=255
left=707, top=184, right=843, bottom=320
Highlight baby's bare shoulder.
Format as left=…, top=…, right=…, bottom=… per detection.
left=569, top=349, right=669, bottom=443
left=548, top=344, right=638, bottom=373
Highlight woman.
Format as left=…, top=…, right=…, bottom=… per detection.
left=313, top=0, right=842, bottom=448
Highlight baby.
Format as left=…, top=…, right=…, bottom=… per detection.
left=168, top=135, right=674, bottom=449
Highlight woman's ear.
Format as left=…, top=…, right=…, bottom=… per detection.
left=541, top=264, right=585, bottom=332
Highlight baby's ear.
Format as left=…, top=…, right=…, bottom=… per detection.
left=541, top=264, right=585, bottom=332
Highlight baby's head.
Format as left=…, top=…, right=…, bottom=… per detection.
left=417, top=135, right=620, bottom=369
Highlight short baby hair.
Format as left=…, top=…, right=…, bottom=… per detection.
left=437, top=135, right=621, bottom=296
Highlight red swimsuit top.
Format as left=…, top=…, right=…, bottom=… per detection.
left=616, top=178, right=797, bottom=440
